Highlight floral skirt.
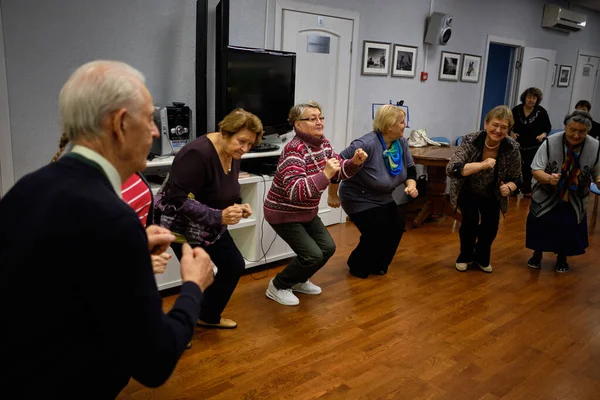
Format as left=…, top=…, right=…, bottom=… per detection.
left=526, top=202, right=588, bottom=256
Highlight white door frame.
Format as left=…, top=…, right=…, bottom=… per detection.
left=0, top=6, right=14, bottom=197
left=274, top=0, right=359, bottom=151
left=569, top=48, right=600, bottom=114
left=476, top=35, right=525, bottom=131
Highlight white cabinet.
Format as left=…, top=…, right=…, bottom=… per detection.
left=228, top=175, right=295, bottom=269
left=146, top=171, right=296, bottom=290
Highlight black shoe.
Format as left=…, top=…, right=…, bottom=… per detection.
left=349, top=268, right=368, bottom=279
left=372, top=270, right=387, bottom=276
left=555, top=261, right=569, bottom=273
left=527, top=257, right=541, bottom=269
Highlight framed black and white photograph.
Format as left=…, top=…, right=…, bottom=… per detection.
left=460, top=54, right=482, bottom=83
left=391, top=44, right=418, bottom=78
left=557, top=65, right=572, bottom=87
left=439, top=51, right=461, bottom=81
left=361, top=40, right=391, bottom=76
left=551, top=64, right=557, bottom=87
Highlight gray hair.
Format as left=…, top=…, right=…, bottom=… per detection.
left=288, top=100, right=322, bottom=125
left=59, top=60, right=146, bottom=141
left=564, top=110, right=592, bottom=132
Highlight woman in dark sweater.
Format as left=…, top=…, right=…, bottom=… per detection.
left=510, top=87, right=552, bottom=196
left=155, top=109, right=263, bottom=330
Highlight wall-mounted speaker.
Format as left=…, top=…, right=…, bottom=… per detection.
left=424, top=12, right=453, bottom=46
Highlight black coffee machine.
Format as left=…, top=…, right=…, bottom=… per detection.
left=150, top=102, right=193, bottom=157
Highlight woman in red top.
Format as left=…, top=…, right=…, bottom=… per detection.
left=52, top=135, right=171, bottom=274
left=121, top=173, right=171, bottom=274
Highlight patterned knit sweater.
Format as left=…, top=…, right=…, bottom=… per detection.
left=264, top=129, right=361, bottom=224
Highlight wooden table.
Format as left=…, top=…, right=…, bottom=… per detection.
left=409, top=145, right=460, bottom=227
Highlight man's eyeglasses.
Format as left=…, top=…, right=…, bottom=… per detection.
left=298, top=116, right=325, bottom=123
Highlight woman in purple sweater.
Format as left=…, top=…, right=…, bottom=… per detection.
left=155, top=109, right=263, bottom=330
left=264, top=101, right=368, bottom=306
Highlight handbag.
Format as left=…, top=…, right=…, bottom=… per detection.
left=407, top=129, right=428, bottom=148
left=407, top=128, right=450, bottom=147
left=416, top=174, right=427, bottom=198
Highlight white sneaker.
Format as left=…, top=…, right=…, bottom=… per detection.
left=479, top=264, right=493, bottom=273
left=456, top=262, right=468, bottom=272
left=266, top=279, right=299, bottom=306
left=291, top=279, right=322, bottom=295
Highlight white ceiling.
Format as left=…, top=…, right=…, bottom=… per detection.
left=570, top=0, right=600, bottom=13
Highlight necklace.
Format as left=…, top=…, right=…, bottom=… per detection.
left=216, top=137, right=232, bottom=173
left=218, top=152, right=232, bottom=173
left=484, top=139, right=500, bottom=150
left=303, top=142, right=324, bottom=170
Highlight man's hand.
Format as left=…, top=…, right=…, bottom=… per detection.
left=180, top=243, right=214, bottom=292
left=351, top=148, right=368, bottom=166
left=222, top=204, right=244, bottom=225
left=323, top=158, right=341, bottom=179
left=151, top=252, right=171, bottom=274
left=146, top=225, right=175, bottom=255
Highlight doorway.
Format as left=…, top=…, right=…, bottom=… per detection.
left=480, top=43, right=515, bottom=128
left=477, top=36, right=524, bottom=131
left=478, top=36, right=556, bottom=132
left=569, top=50, right=600, bottom=118
left=275, top=1, right=359, bottom=226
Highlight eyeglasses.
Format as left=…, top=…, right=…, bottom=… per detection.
left=489, top=122, right=509, bottom=132
left=298, top=116, right=325, bottom=123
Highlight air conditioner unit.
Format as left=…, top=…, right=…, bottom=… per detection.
left=542, top=4, right=586, bottom=32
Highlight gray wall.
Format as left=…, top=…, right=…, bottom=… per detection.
left=231, top=0, right=600, bottom=142
left=2, top=0, right=600, bottom=180
left=1, top=0, right=203, bottom=180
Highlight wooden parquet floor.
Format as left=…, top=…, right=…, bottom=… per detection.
left=119, top=197, right=600, bottom=400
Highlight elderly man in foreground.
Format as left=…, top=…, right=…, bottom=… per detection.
left=0, top=60, right=214, bottom=399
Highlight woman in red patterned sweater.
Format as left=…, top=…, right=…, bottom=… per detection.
left=264, top=101, right=368, bottom=306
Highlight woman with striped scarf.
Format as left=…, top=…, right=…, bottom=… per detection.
left=526, top=110, right=600, bottom=273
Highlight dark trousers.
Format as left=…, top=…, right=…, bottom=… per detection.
left=457, top=194, right=501, bottom=267
left=347, top=202, right=405, bottom=278
left=271, top=216, right=336, bottom=290
left=520, top=146, right=540, bottom=194
left=171, top=231, right=245, bottom=323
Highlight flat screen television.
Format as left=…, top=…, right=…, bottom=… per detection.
left=217, top=46, right=296, bottom=136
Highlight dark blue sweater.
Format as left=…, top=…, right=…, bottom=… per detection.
left=0, top=155, right=203, bottom=399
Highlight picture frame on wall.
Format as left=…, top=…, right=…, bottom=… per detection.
left=361, top=40, right=391, bottom=76
left=551, top=64, right=557, bottom=87
left=460, top=54, right=482, bottom=83
left=439, top=51, right=461, bottom=81
left=391, top=44, right=418, bottom=78
left=557, top=65, right=572, bottom=87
